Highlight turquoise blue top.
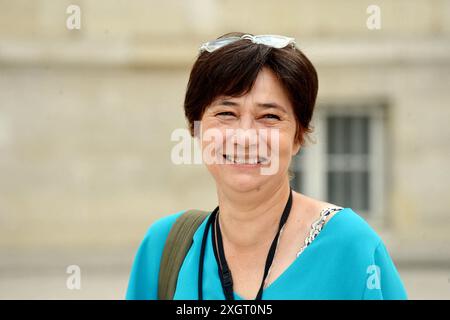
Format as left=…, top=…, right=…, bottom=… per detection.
left=126, top=208, right=407, bottom=300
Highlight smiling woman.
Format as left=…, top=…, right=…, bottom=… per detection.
left=185, top=33, right=317, bottom=148
left=126, top=32, right=407, bottom=300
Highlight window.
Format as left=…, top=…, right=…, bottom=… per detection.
left=290, top=103, right=386, bottom=222
left=326, top=115, right=370, bottom=211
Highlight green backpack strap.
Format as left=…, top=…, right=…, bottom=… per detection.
left=157, top=209, right=210, bottom=300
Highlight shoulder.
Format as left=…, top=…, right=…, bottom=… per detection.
left=140, top=210, right=186, bottom=245
left=320, top=209, right=407, bottom=299
left=126, top=210, right=186, bottom=300
left=324, top=207, right=382, bottom=253
left=294, top=193, right=381, bottom=250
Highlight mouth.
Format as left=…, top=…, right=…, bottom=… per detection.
left=222, top=154, right=269, bottom=165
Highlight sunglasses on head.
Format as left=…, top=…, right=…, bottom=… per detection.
left=199, top=34, right=296, bottom=53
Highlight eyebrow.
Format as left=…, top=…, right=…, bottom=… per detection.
left=214, top=99, right=288, bottom=114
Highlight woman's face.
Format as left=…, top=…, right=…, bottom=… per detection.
left=199, top=67, right=301, bottom=193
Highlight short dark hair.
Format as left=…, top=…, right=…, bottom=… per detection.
left=184, top=32, right=318, bottom=146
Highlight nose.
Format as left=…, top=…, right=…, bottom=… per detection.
left=233, top=114, right=258, bottom=154
left=237, top=113, right=255, bottom=131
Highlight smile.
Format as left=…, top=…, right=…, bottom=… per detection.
left=222, top=154, right=269, bottom=165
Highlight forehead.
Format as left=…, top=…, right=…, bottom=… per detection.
left=213, top=67, right=293, bottom=111
left=252, top=67, right=287, bottom=97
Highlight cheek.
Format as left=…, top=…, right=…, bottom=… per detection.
left=199, top=119, right=227, bottom=162
left=279, top=135, right=295, bottom=159
left=267, top=128, right=295, bottom=153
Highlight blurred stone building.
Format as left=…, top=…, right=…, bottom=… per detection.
left=0, top=0, right=449, bottom=299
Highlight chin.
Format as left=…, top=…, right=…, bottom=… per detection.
left=221, top=174, right=266, bottom=193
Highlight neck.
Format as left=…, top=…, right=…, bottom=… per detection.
left=216, top=180, right=292, bottom=252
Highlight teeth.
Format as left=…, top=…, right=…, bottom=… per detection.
left=224, top=154, right=261, bottom=165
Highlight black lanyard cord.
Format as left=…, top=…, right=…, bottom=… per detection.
left=198, top=207, right=218, bottom=300
left=214, top=213, right=235, bottom=300
left=212, top=188, right=293, bottom=300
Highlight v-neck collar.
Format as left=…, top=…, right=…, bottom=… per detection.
left=192, top=207, right=349, bottom=300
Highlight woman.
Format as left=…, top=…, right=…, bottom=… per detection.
left=126, top=32, right=407, bottom=300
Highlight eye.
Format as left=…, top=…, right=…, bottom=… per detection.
left=216, top=111, right=236, bottom=118
left=262, top=114, right=281, bottom=120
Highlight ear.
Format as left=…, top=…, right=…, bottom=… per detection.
left=192, top=120, right=203, bottom=140
left=292, top=138, right=301, bottom=156
left=292, top=142, right=300, bottom=156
